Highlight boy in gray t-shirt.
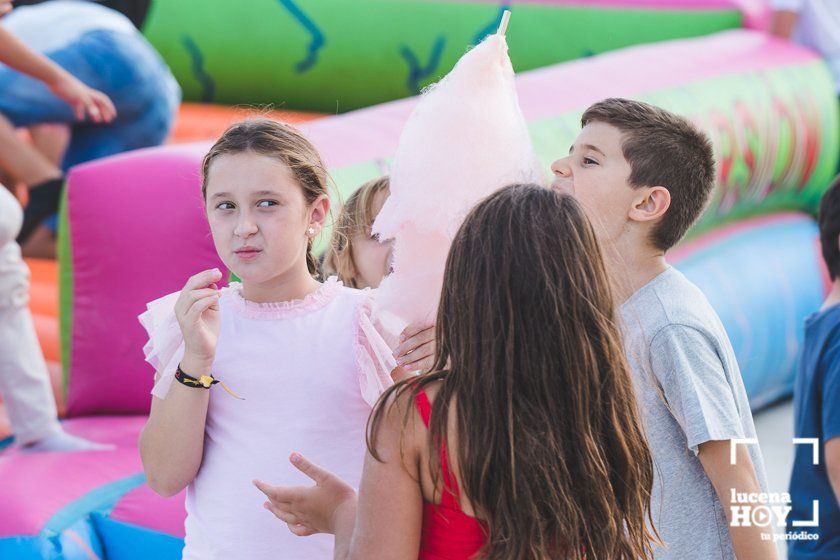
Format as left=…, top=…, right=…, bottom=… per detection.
left=551, top=98, right=775, bottom=559
left=621, top=267, right=768, bottom=559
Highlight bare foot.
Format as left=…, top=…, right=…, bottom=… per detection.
left=22, top=430, right=114, bottom=453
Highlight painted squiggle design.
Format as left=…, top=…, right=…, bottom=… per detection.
left=277, top=0, right=326, bottom=73
left=399, top=35, right=446, bottom=94
left=181, top=36, right=215, bottom=102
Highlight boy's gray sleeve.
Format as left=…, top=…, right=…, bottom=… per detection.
left=649, top=324, right=745, bottom=455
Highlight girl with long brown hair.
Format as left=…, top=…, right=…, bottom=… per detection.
left=256, top=183, right=658, bottom=559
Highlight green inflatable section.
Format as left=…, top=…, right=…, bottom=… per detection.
left=321, top=60, right=839, bottom=253
left=58, top=188, right=73, bottom=392
left=142, top=0, right=742, bottom=112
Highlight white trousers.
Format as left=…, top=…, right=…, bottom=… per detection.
left=0, top=186, right=59, bottom=444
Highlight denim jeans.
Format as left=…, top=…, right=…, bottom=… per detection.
left=0, top=29, right=181, bottom=229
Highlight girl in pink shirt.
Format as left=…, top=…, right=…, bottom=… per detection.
left=138, top=119, right=429, bottom=560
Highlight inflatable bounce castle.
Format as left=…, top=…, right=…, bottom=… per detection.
left=2, top=0, right=838, bottom=557
left=142, top=0, right=769, bottom=110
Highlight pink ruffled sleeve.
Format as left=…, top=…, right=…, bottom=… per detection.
left=354, top=292, right=399, bottom=407
left=138, top=291, right=184, bottom=400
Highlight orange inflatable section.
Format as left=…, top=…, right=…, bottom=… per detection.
left=169, top=103, right=324, bottom=144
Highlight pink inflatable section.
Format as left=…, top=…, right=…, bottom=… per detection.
left=64, top=145, right=223, bottom=416
left=471, top=0, right=770, bottom=29
left=107, top=485, right=186, bottom=539
left=0, top=417, right=146, bottom=542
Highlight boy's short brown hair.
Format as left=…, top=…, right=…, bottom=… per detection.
left=581, top=98, right=716, bottom=251
left=818, top=174, right=840, bottom=281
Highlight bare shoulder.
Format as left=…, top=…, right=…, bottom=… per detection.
left=418, top=379, right=443, bottom=403
left=372, top=379, right=443, bottom=463
left=381, top=378, right=443, bottom=415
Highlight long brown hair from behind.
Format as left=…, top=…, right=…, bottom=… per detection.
left=201, top=118, right=328, bottom=278
left=369, top=184, right=658, bottom=559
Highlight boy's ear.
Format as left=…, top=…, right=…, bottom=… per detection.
left=628, top=186, right=670, bottom=223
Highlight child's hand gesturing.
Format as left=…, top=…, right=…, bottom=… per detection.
left=176, top=268, right=223, bottom=374
left=254, top=453, right=357, bottom=537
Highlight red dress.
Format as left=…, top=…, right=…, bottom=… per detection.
left=415, top=388, right=487, bottom=560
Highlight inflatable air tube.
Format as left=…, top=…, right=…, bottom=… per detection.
left=168, top=103, right=324, bottom=144
left=91, top=485, right=185, bottom=560
left=142, top=0, right=761, bottom=111
left=672, top=213, right=829, bottom=409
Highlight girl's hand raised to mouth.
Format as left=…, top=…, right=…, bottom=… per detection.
left=175, top=268, right=223, bottom=374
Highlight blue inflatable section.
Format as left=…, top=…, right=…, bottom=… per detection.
left=92, top=514, right=184, bottom=559
left=0, top=517, right=103, bottom=560
left=674, top=214, right=826, bottom=409
left=0, top=471, right=145, bottom=560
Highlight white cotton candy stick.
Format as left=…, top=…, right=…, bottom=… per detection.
left=497, top=10, right=511, bottom=36
left=372, top=13, right=542, bottom=334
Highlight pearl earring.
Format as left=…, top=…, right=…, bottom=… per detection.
left=307, top=227, right=315, bottom=237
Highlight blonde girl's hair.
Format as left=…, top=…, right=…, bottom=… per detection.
left=323, top=176, right=390, bottom=287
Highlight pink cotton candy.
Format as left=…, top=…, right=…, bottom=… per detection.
left=372, top=31, right=542, bottom=331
